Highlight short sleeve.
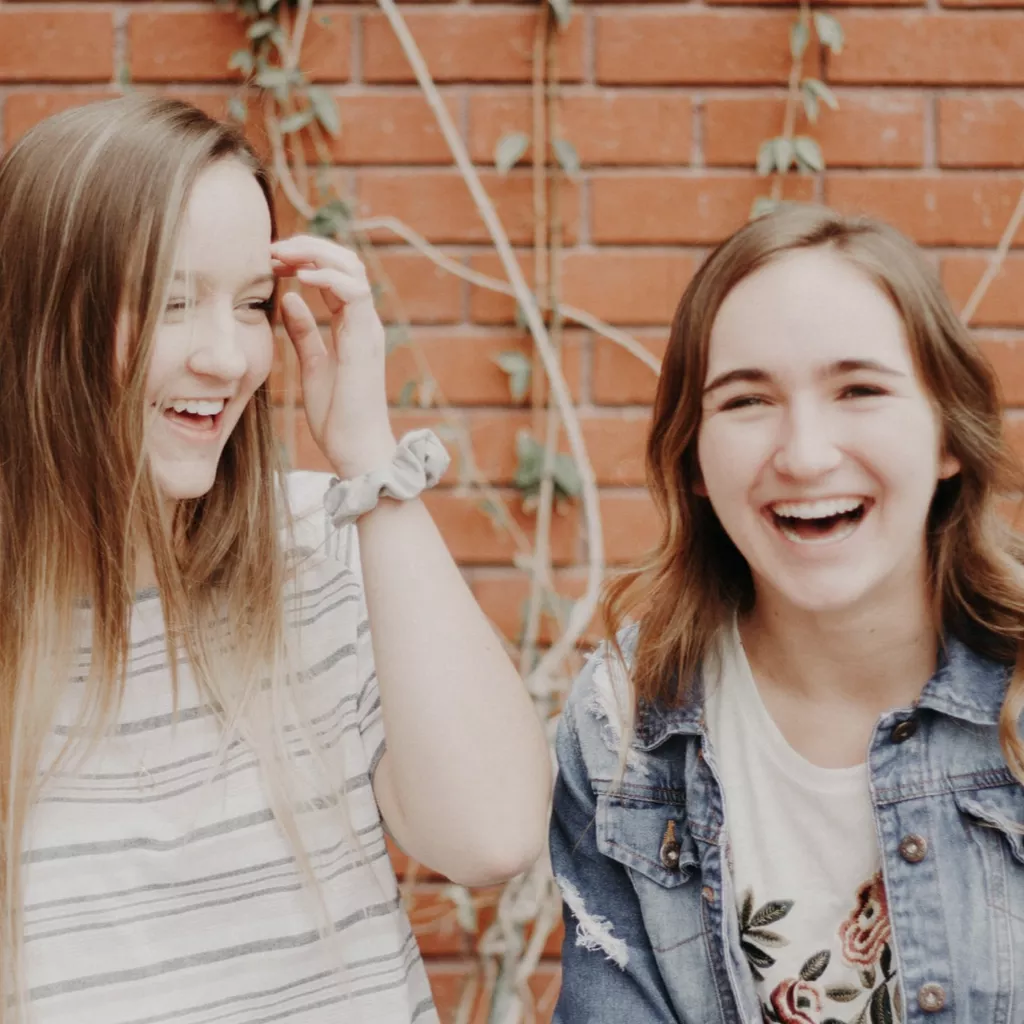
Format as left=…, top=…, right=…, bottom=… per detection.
left=281, top=470, right=386, bottom=778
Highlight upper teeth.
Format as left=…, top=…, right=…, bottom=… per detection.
left=168, top=399, right=225, bottom=416
left=771, top=498, right=864, bottom=520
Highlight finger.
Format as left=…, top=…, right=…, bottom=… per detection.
left=271, top=236, right=365, bottom=277
left=279, top=291, right=330, bottom=375
left=295, top=266, right=372, bottom=317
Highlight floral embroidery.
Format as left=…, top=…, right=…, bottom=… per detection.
left=741, top=871, right=903, bottom=1024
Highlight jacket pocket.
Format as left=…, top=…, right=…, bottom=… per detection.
left=954, top=784, right=1024, bottom=867
left=596, top=793, right=699, bottom=887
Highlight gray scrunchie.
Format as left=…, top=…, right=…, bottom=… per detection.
left=323, top=429, right=451, bottom=530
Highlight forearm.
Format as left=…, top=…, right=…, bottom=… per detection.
left=356, top=496, right=552, bottom=885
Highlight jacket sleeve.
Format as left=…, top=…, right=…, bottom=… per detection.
left=549, top=661, right=680, bottom=1024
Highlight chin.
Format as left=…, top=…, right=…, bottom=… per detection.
left=151, top=466, right=219, bottom=503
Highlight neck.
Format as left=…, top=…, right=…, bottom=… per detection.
left=740, top=567, right=939, bottom=715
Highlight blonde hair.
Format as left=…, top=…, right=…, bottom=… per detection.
left=0, top=96, right=345, bottom=1017
left=603, top=203, right=1024, bottom=783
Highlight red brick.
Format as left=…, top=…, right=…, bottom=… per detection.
left=0, top=12, right=113, bottom=83
left=939, top=94, right=1024, bottom=168
left=601, top=492, right=662, bottom=565
left=595, top=12, right=820, bottom=86
left=357, top=170, right=581, bottom=245
left=427, top=962, right=561, bottom=1024
left=582, top=412, right=651, bottom=485
left=385, top=327, right=585, bottom=406
left=591, top=174, right=814, bottom=245
left=942, top=0, right=1024, bottom=8
left=1004, top=413, right=1024, bottom=464
left=371, top=249, right=464, bottom=324
left=129, top=9, right=350, bottom=83
left=704, top=92, right=925, bottom=169
left=468, top=567, right=599, bottom=647
left=976, top=335, right=1024, bottom=405
left=422, top=490, right=580, bottom=566
left=466, top=251, right=537, bottom=325
left=4, top=90, right=117, bottom=148
left=942, top=254, right=1024, bottom=327
left=468, top=90, right=694, bottom=167
left=309, top=91, right=457, bottom=165
left=830, top=13, right=1024, bottom=85
left=363, top=10, right=584, bottom=84
left=592, top=331, right=667, bottom=405
left=825, top=174, right=1024, bottom=247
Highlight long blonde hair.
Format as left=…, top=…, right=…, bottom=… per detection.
left=0, top=96, right=339, bottom=1016
left=603, top=203, right=1024, bottom=783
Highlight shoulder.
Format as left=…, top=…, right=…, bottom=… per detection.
left=558, top=624, right=644, bottom=783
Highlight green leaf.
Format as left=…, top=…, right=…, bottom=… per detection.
left=228, top=49, right=255, bottom=75
left=552, top=453, right=581, bottom=498
left=492, top=351, right=532, bottom=403
left=384, top=324, right=410, bottom=353
left=801, top=85, right=819, bottom=124
left=494, top=131, right=529, bottom=174
left=772, top=136, right=794, bottom=173
left=307, top=86, right=341, bottom=137
left=793, top=135, right=824, bottom=172
left=825, top=985, right=861, bottom=1003
left=740, top=889, right=754, bottom=931
left=740, top=939, right=775, bottom=971
left=803, top=78, right=839, bottom=111
left=257, top=0, right=279, bottom=12
left=441, top=884, right=478, bottom=934
left=750, top=196, right=780, bottom=220
left=745, top=928, right=787, bottom=947
left=814, top=11, right=845, bottom=54
left=514, top=432, right=544, bottom=492
left=398, top=380, right=417, bottom=408
left=756, top=139, right=776, bottom=176
left=255, top=66, right=290, bottom=102
left=879, top=942, right=892, bottom=978
left=869, top=982, right=893, bottom=1024
left=800, top=949, right=830, bottom=982
left=749, top=900, right=794, bottom=928
left=308, top=198, right=350, bottom=237
left=227, top=96, right=248, bottom=123
left=247, top=18, right=277, bottom=39
left=790, top=18, right=810, bottom=60
left=549, top=0, right=573, bottom=29
left=552, top=137, right=581, bottom=176
left=279, top=108, right=315, bottom=134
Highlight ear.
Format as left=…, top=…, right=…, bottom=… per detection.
left=938, top=450, right=961, bottom=481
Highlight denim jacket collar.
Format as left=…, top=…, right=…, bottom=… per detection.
left=631, top=633, right=1010, bottom=753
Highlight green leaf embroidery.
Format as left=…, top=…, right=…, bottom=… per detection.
left=860, top=966, right=877, bottom=989
left=800, top=949, right=831, bottom=981
left=494, top=131, right=529, bottom=174
left=869, top=982, right=894, bottom=1024
left=740, top=889, right=755, bottom=930
left=749, top=900, right=794, bottom=928
left=880, top=942, right=892, bottom=978
left=745, top=927, right=788, bottom=948
left=740, top=939, right=776, bottom=970
left=825, top=984, right=861, bottom=1002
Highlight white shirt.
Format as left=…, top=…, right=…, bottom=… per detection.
left=23, top=473, right=437, bottom=1024
left=704, top=625, right=903, bottom=1023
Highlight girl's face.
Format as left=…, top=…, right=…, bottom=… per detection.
left=696, top=247, right=960, bottom=616
left=141, top=159, right=275, bottom=503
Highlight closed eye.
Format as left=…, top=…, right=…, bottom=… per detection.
left=242, top=298, right=274, bottom=315
left=721, top=395, right=770, bottom=411
left=839, top=384, right=887, bottom=399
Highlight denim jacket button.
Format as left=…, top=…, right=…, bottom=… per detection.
left=891, top=718, right=918, bottom=743
left=918, top=983, right=946, bottom=1012
left=660, top=843, right=681, bottom=870
left=898, top=834, right=928, bottom=863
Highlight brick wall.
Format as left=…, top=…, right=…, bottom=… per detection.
left=3, top=0, right=1024, bottom=1018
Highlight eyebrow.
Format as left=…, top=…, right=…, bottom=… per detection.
left=170, top=271, right=275, bottom=290
left=702, top=358, right=906, bottom=396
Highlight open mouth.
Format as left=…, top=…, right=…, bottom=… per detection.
left=767, top=497, right=872, bottom=546
left=161, top=398, right=226, bottom=434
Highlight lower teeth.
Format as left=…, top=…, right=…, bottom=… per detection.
left=775, top=510, right=863, bottom=544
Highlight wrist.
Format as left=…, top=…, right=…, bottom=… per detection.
left=330, top=435, right=399, bottom=481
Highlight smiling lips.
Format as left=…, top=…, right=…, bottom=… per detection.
left=766, top=496, right=872, bottom=545
left=162, top=397, right=227, bottom=434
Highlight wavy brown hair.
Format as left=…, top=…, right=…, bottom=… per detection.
left=0, top=96, right=345, bottom=1017
left=602, top=203, right=1024, bottom=783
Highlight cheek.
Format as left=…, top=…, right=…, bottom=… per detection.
left=697, top=419, right=769, bottom=509
left=243, top=325, right=275, bottom=389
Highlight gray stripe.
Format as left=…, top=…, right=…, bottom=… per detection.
left=28, top=897, right=403, bottom=1001
left=27, top=840, right=390, bottom=942
left=25, top=823, right=381, bottom=914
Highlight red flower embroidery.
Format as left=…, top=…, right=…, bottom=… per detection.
left=839, top=871, right=892, bottom=968
left=769, top=978, right=823, bottom=1024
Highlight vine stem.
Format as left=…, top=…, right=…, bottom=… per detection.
left=376, top=0, right=605, bottom=683
left=352, top=216, right=660, bottom=373
left=960, top=183, right=1024, bottom=325
left=771, top=0, right=810, bottom=203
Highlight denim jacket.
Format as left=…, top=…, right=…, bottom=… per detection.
left=550, top=626, right=1024, bottom=1023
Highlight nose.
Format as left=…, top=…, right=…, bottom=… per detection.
left=771, top=399, right=842, bottom=480
left=185, top=304, right=247, bottom=382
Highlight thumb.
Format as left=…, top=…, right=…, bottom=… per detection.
left=279, top=291, right=329, bottom=375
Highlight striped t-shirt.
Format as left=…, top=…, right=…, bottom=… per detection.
left=23, top=472, right=437, bottom=1024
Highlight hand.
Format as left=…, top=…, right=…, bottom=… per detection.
left=271, top=235, right=397, bottom=480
